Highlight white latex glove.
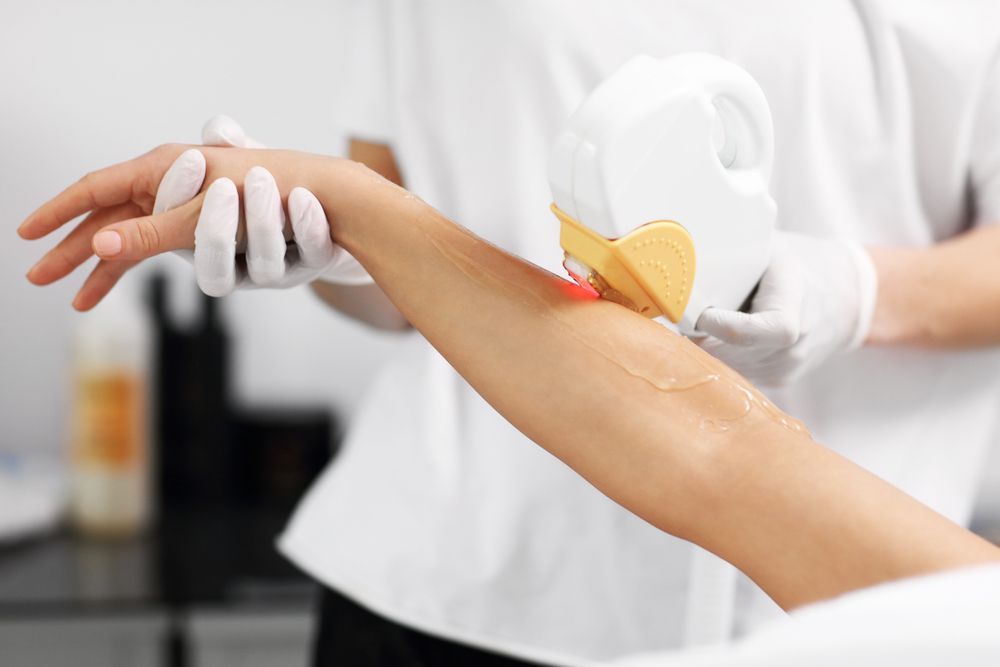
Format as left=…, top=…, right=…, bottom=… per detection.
left=151, top=115, right=372, bottom=296
left=694, top=231, right=878, bottom=386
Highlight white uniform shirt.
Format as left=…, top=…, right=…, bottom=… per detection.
left=279, top=1, right=1000, bottom=663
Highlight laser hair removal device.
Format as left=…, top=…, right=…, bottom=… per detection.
left=549, top=54, right=777, bottom=646
left=549, top=53, right=776, bottom=334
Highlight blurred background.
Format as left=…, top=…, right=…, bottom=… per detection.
left=0, top=1, right=403, bottom=665
left=1, top=2, right=999, bottom=666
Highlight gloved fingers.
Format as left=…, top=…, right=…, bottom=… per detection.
left=723, top=336, right=817, bottom=387
left=269, top=254, right=326, bottom=288
left=91, top=195, right=202, bottom=262
left=695, top=308, right=753, bottom=343
left=696, top=335, right=773, bottom=371
left=697, top=336, right=798, bottom=387
left=201, top=114, right=266, bottom=149
left=26, top=201, right=144, bottom=286
left=292, top=184, right=375, bottom=285
left=748, top=244, right=805, bottom=325
left=695, top=246, right=804, bottom=348
left=695, top=307, right=799, bottom=348
left=71, top=258, right=139, bottom=312
left=152, top=148, right=206, bottom=214
left=288, top=187, right=336, bottom=269
left=244, top=166, right=289, bottom=286
left=193, top=178, right=240, bottom=297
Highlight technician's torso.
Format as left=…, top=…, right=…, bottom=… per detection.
left=280, top=1, right=1000, bottom=662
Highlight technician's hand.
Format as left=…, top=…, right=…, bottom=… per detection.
left=694, top=232, right=878, bottom=386
left=155, top=115, right=372, bottom=296
left=19, top=144, right=362, bottom=310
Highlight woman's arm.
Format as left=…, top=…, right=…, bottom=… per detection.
left=867, top=225, right=1000, bottom=346
left=306, top=139, right=410, bottom=331
left=20, top=147, right=1000, bottom=609
left=315, top=159, right=999, bottom=610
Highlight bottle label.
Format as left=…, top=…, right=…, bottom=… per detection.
left=73, top=372, right=145, bottom=469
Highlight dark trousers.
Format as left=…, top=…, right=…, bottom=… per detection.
left=312, top=586, right=546, bottom=666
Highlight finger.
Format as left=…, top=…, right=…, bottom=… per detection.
left=696, top=246, right=804, bottom=347
left=288, top=187, right=336, bottom=269
left=696, top=335, right=773, bottom=378
left=26, top=202, right=143, bottom=285
left=71, top=259, right=138, bottom=311
left=18, top=157, right=149, bottom=241
left=92, top=196, right=202, bottom=261
left=695, top=308, right=754, bottom=343
left=201, top=114, right=266, bottom=149
left=750, top=245, right=804, bottom=325
left=695, top=307, right=798, bottom=347
left=696, top=334, right=754, bottom=371
left=153, top=148, right=206, bottom=214
left=194, top=178, right=240, bottom=297
left=244, top=166, right=288, bottom=285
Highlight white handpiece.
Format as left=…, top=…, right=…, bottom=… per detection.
left=549, top=53, right=779, bottom=646
left=549, top=53, right=776, bottom=334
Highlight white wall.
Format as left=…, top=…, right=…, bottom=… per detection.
left=0, top=0, right=403, bottom=454
left=2, top=0, right=999, bottom=527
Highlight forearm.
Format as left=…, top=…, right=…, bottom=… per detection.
left=308, top=140, right=411, bottom=330
left=310, top=159, right=999, bottom=609
left=867, top=225, right=1000, bottom=346
left=26, top=145, right=995, bottom=608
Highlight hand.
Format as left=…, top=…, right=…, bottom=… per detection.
left=19, top=144, right=362, bottom=309
left=155, top=116, right=372, bottom=296
left=694, top=231, right=878, bottom=386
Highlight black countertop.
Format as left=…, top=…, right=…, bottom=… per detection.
left=0, top=509, right=315, bottom=617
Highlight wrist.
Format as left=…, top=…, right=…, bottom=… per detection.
left=844, top=241, right=879, bottom=350
left=313, top=157, right=434, bottom=278
left=865, top=246, right=922, bottom=345
left=311, top=158, right=408, bottom=251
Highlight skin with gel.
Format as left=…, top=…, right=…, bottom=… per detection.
left=19, top=145, right=1000, bottom=613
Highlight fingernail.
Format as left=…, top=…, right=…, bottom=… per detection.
left=93, top=231, right=122, bottom=257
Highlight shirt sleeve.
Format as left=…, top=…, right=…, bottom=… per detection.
left=969, top=52, right=1000, bottom=225
left=330, top=0, right=394, bottom=145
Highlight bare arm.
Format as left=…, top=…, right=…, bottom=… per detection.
left=867, top=64, right=1000, bottom=349
left=20, top=147, right=1000, bottom=610
left=307, top=139, right=410, bottom=330
left=319, top=161, right=999, bottom=610
left=867, top=224, right=1000, bottom=346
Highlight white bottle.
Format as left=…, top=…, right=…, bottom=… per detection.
left=69, top=283, right=152, bottom=538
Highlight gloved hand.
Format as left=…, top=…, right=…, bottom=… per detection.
left=152, top=115, right=372, bottom=296
left=694, top=231, right=878, bottom=386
